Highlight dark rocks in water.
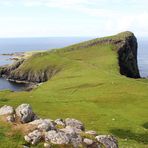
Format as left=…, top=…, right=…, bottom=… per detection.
left=0, top=59, right=60, bottom=83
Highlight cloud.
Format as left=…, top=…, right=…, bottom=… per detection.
left=0, top=0, right=148, bottom=37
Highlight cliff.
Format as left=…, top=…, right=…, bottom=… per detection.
left=0, top=31, right=140, bottom=83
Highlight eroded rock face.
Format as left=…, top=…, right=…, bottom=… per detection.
left=116, top=32, right=140, bottom=78
left=0, top=105, right=14, bottom=115
left=96, top=135, right=118, bottom=148
left=16, top=104, right=37, bottom=123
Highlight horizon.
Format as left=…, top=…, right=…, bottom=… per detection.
left=0, top=0, right=148, bottom=37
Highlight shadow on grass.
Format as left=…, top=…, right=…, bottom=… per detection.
left=143, top=122, right=148, bottom=129
left=0, top=98, right=9, bottom=102
left=110, top=128, right=148, bottom=144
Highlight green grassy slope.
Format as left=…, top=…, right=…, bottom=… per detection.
left=0, top=32, right=148, bottom=147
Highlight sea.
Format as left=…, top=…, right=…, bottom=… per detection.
left=0, top=37, right=147, bottom=91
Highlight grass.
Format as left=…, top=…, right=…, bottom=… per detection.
left=0, top=32, right=148, bottom=147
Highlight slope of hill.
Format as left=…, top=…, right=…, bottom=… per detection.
left=0, top=31, right=147, bottom=147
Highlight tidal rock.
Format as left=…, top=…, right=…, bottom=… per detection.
left=65, top=118, right=84, bottom=130
left=15, top=104, right=37, bottom=123
left=45, top=130, right=69, bottom=145
left=83, top=138, right=94, bottom=145
left=96, top=135, right=118, bottom=148
left=0, top=105, right=14, bottom=115
left=24, top=130, right=42, bottom=145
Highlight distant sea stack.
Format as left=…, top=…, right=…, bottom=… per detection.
left=0, top=31, right=140, bottom=84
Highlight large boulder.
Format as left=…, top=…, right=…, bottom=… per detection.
left=96, top=135, right=118, bottom=148
left=65, top=118, right=84, bottom=130
left=45, top=130, right=70, bottom=145
left=16, top=104, right=37, bottom=123
left=0, top=105, right=14, bottom=115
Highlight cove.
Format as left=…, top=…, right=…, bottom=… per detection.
left=0, top=77, right=27, bottom=91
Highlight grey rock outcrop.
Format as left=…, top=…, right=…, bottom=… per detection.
left=45, top=130, right=70, bottom=145
left=96, top=135, right=118, bottom=148
left=0, top=104, right=118, bottom=148
left=65, top=118, right=84, bottom=130
left=0, top=105, right=14, bottom=115
left=15, top=104, right=37, bottom=123
left=24, top=130, right=42, bottom=145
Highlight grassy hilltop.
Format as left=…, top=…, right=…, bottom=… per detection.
left=0, top=32, right=148, bottom=147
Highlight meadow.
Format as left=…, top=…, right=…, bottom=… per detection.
left=0, top=32, right=147, bottom=147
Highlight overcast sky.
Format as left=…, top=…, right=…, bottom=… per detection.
left=0, top=0, right=148, bottom=37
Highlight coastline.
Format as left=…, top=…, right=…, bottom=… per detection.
left=0, top=51, right=43, bottom=91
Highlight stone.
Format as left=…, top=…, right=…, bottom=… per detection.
left=29, top=118, right=55, bottom=131
left=15, top=104, right=37, bottom=123
left=65, top=118, right=84, bottom=130
left=44, top=143, right=51, bottom=148
left=85, top=130, right=97, bottom=136
left=60, top=126, right=82, bottom=147
left=0, top=105, right=14, bottom=115
left=70, top=134, right=82, bottom=148
left=55, top=118, right=65, bottom=126
left=95, top=135, right=118, bottom=148
left=24, top=130, right=42, bottom=145
left=6, top=115, right=15, bottom=122
left=83, top=138, right=94, bottom=145
left=45, top=130, right=69, bottom=145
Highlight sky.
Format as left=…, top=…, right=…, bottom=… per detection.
left=0, top=0, right=148, bottom=37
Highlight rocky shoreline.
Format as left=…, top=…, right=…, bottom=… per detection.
left=0, top=52, right=41, bottom=91
left=0, top=104, right=118, bottom=148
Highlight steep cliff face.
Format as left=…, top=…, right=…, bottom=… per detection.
left=113, top=32, right=140, bottom=78
left=0, top=31, right=140, bottom=83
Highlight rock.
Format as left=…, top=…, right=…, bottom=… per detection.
left=0, top=105, right=14, bottom=115
left=6, top=115, right=15, bottom=122
left=29, top=119, right=55, bottom=131
left=60, top=126, right=82, bottom=147
left=60, top=126, right=82, bottom=135
left=15, top=104, right=37, bottom=123
left=96, top=135, right=118, bottom=148
left=44, top=143, right=51, bottom=148
left=23, top=145, right=30, bottom=148
left=85, top=130, right=97, bottom=136
left=65, top=118, right=84, bottom=130
left=83, top=138, right=94, bottom=145
left=45, top=130, right=69, bottom=145
left=24, top=130, right=42, bottom=145
left=70, top=134, right=82, bottom=148
left=55, top=118, right=65, bottom=126
left=24, top=135, right=31, bottom=143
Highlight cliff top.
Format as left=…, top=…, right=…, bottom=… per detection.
left=0, top=31, right=147, bottom=147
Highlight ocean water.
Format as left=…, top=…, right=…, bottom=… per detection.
left=137, top=37, right=148, bottom=78
left=0, top=37, right=91, bottom=91
left=0, top=37, right=147, bottom=91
